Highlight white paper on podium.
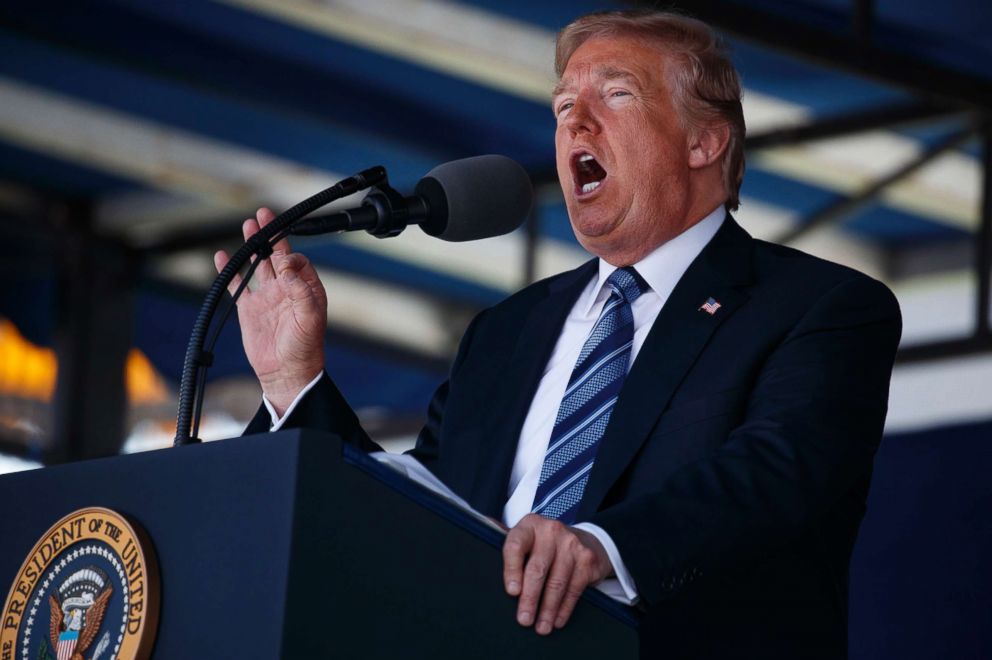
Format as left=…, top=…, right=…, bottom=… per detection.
left=370, top=452, right=634, bottom=605
left=370, top=451, right=507, bottom=534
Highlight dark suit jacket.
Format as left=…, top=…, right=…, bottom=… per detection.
left=248, top=216, right=902, bottom=659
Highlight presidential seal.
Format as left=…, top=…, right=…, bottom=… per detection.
left=1, top=508, right=159, bottom=660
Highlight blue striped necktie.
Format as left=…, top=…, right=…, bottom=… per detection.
left=531, top=266, right=647, bottom=524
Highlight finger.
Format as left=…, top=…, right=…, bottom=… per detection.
left=554, top=558, right=592, bottom=629
left=243, top=217, right=276, bottom=282
left=292, top=251, right=328, bottom=309
left=214, top=250, right=247, bottom=299
left=555, top=533, right=606, bottom=629
left=502, top=524, right=533, bottom=597
left=535, top=547, right=575, bottom=635
left=517, top=530, right=557, bottom=628
left=553, top=573, right=587, bottom=630
left=257, top=206, right=292, bottom=259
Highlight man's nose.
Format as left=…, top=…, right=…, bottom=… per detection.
left=564, top=96, right=600, bottom=135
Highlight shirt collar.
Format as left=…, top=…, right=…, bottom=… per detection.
left=584, top=205, right=726, bottom=316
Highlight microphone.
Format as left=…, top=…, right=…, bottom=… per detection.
left=291, top=155, right=533, bottom=242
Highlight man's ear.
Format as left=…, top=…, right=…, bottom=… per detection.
left=687, top=123, right=730, bottom=169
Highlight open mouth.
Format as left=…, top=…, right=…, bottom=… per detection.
left=571, top=152, right=608, bottom=197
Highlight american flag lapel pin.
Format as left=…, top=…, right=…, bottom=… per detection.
left=699, top=297, right=721, bottom=315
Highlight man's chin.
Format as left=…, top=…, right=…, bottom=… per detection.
left=568, top=206, right=618, bottom=239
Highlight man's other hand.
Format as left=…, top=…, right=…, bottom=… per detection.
left=502, top=513, right=613, bottom=635
left=213, top=207, right=327, bottom=415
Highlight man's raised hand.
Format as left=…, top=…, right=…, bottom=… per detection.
left=213, top=207, right=327, bottom=415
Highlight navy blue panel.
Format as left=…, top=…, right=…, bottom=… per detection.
left=744, top=167, right=840, bottom=214
left=0, top=140, right=142, bottom=196
left=851, top=418, right=992, bottom=659
left=894, top=119, right=981, bottom=163
left=730, top=40, right=910, bottom=115
left=844, top=205, right=967, bottom=245
left=787, top=0, right=992, bottom=80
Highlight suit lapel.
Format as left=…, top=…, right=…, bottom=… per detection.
left=577, top=216, right=755, bottom=520
left=469, top=260, right=599, bottom=516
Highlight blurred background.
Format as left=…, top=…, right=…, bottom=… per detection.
left=0, top=0, right=989, bottom=466
left=1, top=1, right=991, bottom=655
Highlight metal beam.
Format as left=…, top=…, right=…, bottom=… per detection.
left=851, top=0, right=874, bottom=44
left=895, top=335, right=992, bottom=365
left=894, top=118, right=992, bottom=365
left=50, top=199, right=134, bottom=463
left=976, top=121, right=992, bottom=336
left=776, top=126, right=976, bottom=245
left=745, top=102, right=962, bottom=150
left=666, top=0, right=992, bottom=112
left=523, top=204, right=540, bottom=286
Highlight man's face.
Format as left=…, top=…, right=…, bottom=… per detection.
left=554, top=35, right=695, bottom=264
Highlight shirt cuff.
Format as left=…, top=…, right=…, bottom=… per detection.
left=263, top=372, right=324, bottom=431
left=572, top=522, right=639, bottom=605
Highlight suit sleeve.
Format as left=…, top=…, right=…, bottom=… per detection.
left=589, top=275, right=902, bottom=606
left=244, top=370, right=383, bottom=453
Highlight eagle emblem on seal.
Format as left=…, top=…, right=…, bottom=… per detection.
left=48, top=568, right=113, bottom=660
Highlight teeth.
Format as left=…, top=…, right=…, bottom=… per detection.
left=579, top=154, right=594, bottom=162
left=581, top=181, right=601, bottom=194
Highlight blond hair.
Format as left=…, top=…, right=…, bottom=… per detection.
left=556, top=9, right=746, bottom=211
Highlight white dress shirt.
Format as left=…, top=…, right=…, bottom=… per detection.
left=269, top=206, right=726, bottom=604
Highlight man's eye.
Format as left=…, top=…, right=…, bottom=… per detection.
left=556, top=102, right=574, bottom=116
left=609, top=90, right=631, bottom=98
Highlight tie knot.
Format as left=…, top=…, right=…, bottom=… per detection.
left=606, top=266, right=647, bottom=304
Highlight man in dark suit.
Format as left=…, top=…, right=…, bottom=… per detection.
left=218, top=9, right=901, bottom=658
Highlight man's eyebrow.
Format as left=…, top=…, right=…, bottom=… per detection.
left=552, top=66, right=640, bottom=98
left=598, top=66, right=639, bottom=83
left=551, top=80, right=572, bottom=99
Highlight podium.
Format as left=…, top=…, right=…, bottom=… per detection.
left=0, top=430, right=639, bottom=658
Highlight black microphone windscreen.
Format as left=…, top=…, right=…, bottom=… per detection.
left=415, top=155, right=533, bottom=242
